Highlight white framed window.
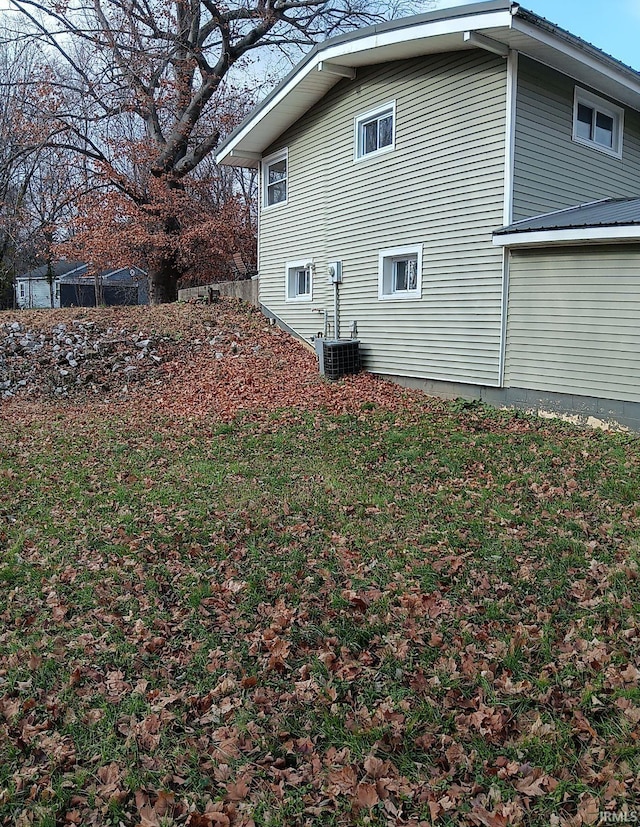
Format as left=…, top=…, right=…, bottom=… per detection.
left=355, top=101, right=395, bottom=161
left=572, top=88, right=623, bottom=158
left=378, top=245, right=422, bottom=301
left=285, top=260, right=313, bottom=301
left=263, top=149, right=288, bottom=208
left=19, top=283, right=25, bottom=298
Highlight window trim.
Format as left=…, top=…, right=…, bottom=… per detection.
left=572, top=87, right=624, bottom=159
left=285, top=259, right=313, bottom=302
left=378, top=245, right=423, bottom=301
left=354, top=101, right=396, bottom=162
left=262, top=148, right=288, bottom=209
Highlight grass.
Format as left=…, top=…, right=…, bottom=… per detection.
left=1, top=389, right=640, bottom=824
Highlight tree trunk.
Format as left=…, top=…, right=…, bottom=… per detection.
left=149, top=258, right=180, bottom=304
left=148, top=213, right=182, bottom=304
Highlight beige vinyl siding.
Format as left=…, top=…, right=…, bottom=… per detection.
left=512, top=57, right=640, bottom=221
left=505, top=245, right=640, bottom=402
left=259, top=51, right=507, bottom=386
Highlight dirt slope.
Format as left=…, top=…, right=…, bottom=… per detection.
left=0, top=300, right=428, bottom=421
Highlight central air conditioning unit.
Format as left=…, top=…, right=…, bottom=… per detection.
left=315, top=339, right=360, bottom=380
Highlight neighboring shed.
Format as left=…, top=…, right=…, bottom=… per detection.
left=15, top=262, right=85, bottom=309
left=59, top=266, right=149, bottom=307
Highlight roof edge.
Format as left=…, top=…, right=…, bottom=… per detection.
left=215, top=1, right=516, bottom=165
left=494, top=225, right=640, bottom=247
left=216, top=2, right=640, bottom=167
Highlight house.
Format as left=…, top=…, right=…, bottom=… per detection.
left=215, top=0, right=640, bottom=431
left=15, top=261, right=85, bottom=309
left=15, top=263, right=149, bottom=309
left=59, top=265, right=149, bottom=307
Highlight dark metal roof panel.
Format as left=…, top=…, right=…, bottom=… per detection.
left=515, top=7, right=640, bottom=78
left=496, top=197, right=640, bottom=234
left=18, top=261, right=85, bottom=280
left=59, top=266, right=146, bottom=284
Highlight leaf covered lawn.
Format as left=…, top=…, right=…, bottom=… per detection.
left=1, top=300, right=639, bottom=826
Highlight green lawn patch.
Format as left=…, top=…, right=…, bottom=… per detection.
left=1, top=320, right=639, bottom=824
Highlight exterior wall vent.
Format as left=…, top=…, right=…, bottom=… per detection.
left=317, top=339, right=360, bottom=380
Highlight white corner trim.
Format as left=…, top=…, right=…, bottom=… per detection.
left=503, top=49, right=518, bottom=226
left=498, top=247, right=510, bottom=388
left=493, top=225, right=640, bottom=247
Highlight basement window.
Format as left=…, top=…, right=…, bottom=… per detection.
left=573, top=88, right=623, bottom=158
left=378, top=245, right=422, bottom=300
left=263, top=149, right=288, bottom=208
left=285, top=260, right=313, bottom=301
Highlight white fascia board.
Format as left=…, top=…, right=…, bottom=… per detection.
left=320, top=10, right=513, bottom=60
left=493, top=226, right=640, bottom=247
left=215, top=9, right=513, bottom=165
left=64, top=264, right=88, bottom=277
left=511, top=17, right=640, bottom=99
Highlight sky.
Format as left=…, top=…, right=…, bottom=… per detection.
left=433, top=0, right=640, bottom=69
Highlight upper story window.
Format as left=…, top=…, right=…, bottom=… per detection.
left=573, top=88, right=623, bottom=158
left=355, top=102, right=395, bottom=161
left=263, top=149, right=288, bottom=208
left=378, top=245, right=422, bottom=301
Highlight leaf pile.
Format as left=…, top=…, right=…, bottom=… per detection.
left=1, top=301, right=417, bottom=418
left=1, top=301, right=639, bottom=826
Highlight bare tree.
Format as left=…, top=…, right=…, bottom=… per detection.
left=0, top=26, right=92, bottom=308
left=4, top=0, right=424, bottom=303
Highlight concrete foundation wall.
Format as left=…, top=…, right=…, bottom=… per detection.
left=178, top=278, right=259, bottom=306
left=378, top=373, right=640, bottom=433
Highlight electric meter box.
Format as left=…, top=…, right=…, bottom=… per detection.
left=327, top=261, right=343, bottom=283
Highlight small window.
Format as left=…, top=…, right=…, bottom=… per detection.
left=19, top=283, right=25, bottom=298
left=263, top=150, right=288, bottom=208
left=355, top=102, right=395, bottom=160
left=378, top=245, right=422, bottom=300
left=573, top=88, right=623, bottom=158
left=285, top=260, right=313, bottom=301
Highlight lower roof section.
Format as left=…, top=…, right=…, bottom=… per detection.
left=493, top=197, right=640, bottom=247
